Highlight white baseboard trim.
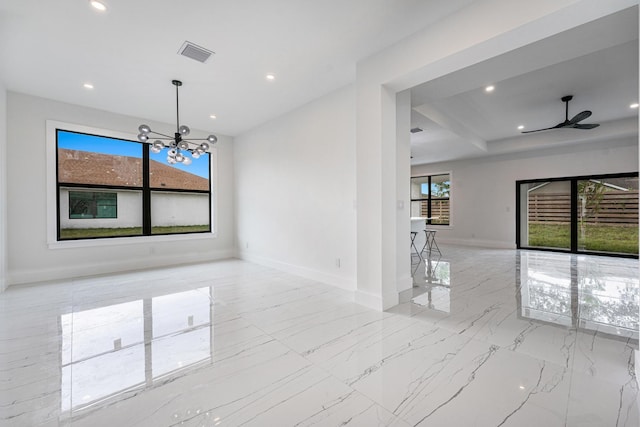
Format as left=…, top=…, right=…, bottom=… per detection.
left=8, top=249, right=236, bottom=286
left=355, top=289, right=400, bottom=311
left=438, top=237, right=516, bottom=249
left=238, top=251, right=356, bottom=291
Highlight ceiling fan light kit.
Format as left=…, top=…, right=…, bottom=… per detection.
left=521, top=95, right=600, bottom=134
left=137, top=80, right=217, bottom=165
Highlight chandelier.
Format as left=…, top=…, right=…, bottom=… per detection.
left=137, top=80, right=217, bottom=165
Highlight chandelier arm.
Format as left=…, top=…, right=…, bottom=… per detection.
left=147, top=131, right=173, bottom=139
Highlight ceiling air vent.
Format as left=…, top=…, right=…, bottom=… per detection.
left=410, top=127, right=423, bottom=133
left=178, top=41, right=214, bottom=63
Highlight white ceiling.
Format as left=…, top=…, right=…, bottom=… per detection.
left=410, top=7, right=639, bottom=165
left=0, top=0, right=474, bottom=136
left=1, top=1, right=637, bottom=165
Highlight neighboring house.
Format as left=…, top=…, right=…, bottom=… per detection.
left=58, top=149, right=210, bottom=229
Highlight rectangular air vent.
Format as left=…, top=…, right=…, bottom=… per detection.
left=178, top=41, right=214, bottom=63
left=410, top=127, right=423, bottom=133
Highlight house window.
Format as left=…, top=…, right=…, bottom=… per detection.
left=411, top=173, right=450, bottom=225
left=69, top=191, right=117, bottom=219
left=56, top=128, right=211, bottom=240
left=516, top=172, right=638, bottom=257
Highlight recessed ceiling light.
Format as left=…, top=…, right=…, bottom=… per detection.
left=90, top=0, right=107, bottom=11
left=517, top=125, right=524, bottom=130
left=485, top=85, right=495, bottom=93
left=630, top=103, right=639, bottom=109
left=209, top=114, right=217, bottom=119
left=265, top=73, right=276, bottom=81
left=83, top=83, right=94, bottom=89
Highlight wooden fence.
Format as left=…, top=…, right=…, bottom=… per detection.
left=419, top=200, right=450, bottom=223
left=528, top=191, right=638, bottom=225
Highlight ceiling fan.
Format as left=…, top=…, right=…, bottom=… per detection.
left=521, top=95, right=600, bottom=134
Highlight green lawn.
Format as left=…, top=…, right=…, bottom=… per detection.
left=60, top=225, right=209, bottom=239
left=528, top=223, right=638, bottom=254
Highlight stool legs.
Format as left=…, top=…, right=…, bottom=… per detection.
left=410, top=231, right=422, bottom=262
left=420, top=229, right=441, bottom=257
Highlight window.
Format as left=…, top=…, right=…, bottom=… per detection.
left=410, top=173, right=450, bottom=225
left=516, top=172, right=638, bottom=256
left=56, top=127, right=211, bottom=240
left=69, top=191, right=117, bottom=219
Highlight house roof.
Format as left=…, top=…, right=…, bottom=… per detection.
left=58, top=149, right=209, bottom=191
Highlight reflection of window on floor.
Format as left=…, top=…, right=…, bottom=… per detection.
left=411, top=259, right=451, bottom=312
left=518, top=252, right=639, bottom=341
left=60, top=288, right=213, bottom=414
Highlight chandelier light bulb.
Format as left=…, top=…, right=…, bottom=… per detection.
left=191, top=151, right=200, bottom=159
left=167, top=156, right=177, bottom=164
left=207, top=135, right=217, bottom=143
left=137, top=134, right=149, bottom=142
left=168, top=148, right=177, bottom=157
left=150, top=141, right=163, bottom=153
left=138, top=124, right=151, bottom=134
left=175, top=153, right=185, bottom=163
left=182, top=156, right=192, bottom=165
left=200, top=142, right=210, bottom=151
left=178, top=125, right=190, bottom=136
left=178, top=141, right=189, bottom=150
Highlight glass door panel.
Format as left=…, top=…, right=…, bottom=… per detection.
left=520, top=181, right=571, bottom=250
left=577, top=177, right=638, bottom=255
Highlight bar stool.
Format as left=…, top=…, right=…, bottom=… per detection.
left=410, top=231, right=422, bottom=262
left=421, top=229, right=441, bottom=257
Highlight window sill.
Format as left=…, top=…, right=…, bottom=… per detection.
left=48, top=231, right=217, bottom=250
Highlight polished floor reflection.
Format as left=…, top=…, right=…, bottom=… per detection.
left=2, top=246, right=638, bottom=426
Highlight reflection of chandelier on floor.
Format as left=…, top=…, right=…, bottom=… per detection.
left=137, top=80, right=217, bottom=165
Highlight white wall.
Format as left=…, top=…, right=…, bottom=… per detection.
left=412, top=138, right=639, bottom=248
left=6, top=92, right=235, bottom=285
left=0, top=83, right=6, bottom=292
left=151, top=192, right=209, bottom=227
left=234, top=85, right=356, bottom=290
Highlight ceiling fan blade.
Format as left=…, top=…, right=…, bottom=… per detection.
left=521, top=126, right=558, bottom=134
left=568, top=110, right=592, bottom=125
left=571, top=123, right=600, bottom=129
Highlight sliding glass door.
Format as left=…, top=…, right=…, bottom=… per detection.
left=517, top=173, right=638, bottom=257
left=577, top=176, right=638, bottom=254
left=519, top=180, right=572, bottom=251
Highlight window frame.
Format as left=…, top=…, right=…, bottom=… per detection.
left=47, top=120, right=218, bottom=248
left=410, top=173, right=451, bottom=226
left=515, top=171, right=638, bottom=258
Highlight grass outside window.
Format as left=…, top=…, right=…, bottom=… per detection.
left=60, top=225, right=209, bottom=239
left=528, top=223, right=638, bottom=254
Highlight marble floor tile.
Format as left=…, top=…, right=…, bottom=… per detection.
left=1, top=246, right=637, bottom=426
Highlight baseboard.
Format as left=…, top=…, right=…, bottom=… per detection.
left=238, top=251, right=356, bottom=291
left=439, top=237, right=516, bottom=249
left=355, top=289, right=399, bottom=311
left=8, top=249, right=236, bottom=286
